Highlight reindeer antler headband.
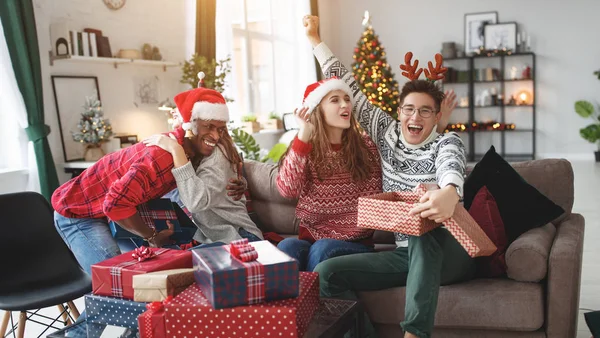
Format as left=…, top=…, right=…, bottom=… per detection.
left=399, top=52, right=448, bottom=82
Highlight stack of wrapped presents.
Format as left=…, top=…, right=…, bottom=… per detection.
left=85, top=239, right=319, bottom=338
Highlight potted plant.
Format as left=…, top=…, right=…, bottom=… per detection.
left=72, top=92, right=113, bottom=161
left=262, top=112, right=283, bottom=130
left=574, top=99, right=600, bottom=162
left=230, top=128, right=288, bottom=163
left=180, top=54, right=233, bottom=101
left=241, top=115, right=260, bottom=134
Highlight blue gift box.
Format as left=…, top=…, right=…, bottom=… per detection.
left=85, top=293, right=147, bottom=329
left=109, top=198, right=197, bottom=240
left=192, top=240, right=299, bottom=309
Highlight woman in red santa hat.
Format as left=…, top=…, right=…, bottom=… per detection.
left=143, top=86, right=264, bottom=246
left=276, top=75, right=456, bottom=272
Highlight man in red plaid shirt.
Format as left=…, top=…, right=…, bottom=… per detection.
left=52, top=90, right=248, bottom=274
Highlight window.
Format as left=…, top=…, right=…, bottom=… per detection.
left=216, top=0, right=316, bottom=122
left=0, top=19, right=28, bottom=171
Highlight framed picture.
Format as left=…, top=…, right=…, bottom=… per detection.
left=51, top=75, right=101, bottom=162
left=484, top=22, right=518, bottom=51
left=464, top=12, right=498, bottom=54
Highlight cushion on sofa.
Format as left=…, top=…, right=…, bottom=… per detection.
left=464, top=146, right=565, bottom=243
left=505, top=223, right=556, bottom=282
left=469, top=186, right=508, bottom=278
left=359, top=278, right=544, bottom=331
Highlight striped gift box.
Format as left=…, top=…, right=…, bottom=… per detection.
left=358, top=184, right=497, bottom=257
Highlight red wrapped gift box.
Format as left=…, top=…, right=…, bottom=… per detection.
left=92, top=248, right=192, bottom=300
left=358, top=184, right=497, bottom=257
left=138, top=298, right=172, bottom=338
left=164, top=272, right=320, bottom=338
left=358, top=184, right=440, bottom=235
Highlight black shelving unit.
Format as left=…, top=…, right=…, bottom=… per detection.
left=443, top=53, right=536, bottom=162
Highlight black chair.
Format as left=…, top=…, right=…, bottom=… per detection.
left=0, top=192, right=91, bottom=338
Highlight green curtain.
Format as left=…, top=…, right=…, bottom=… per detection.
left=0, top=0, right=59, bottom=201
left=310, top=0, right=322, bottom=81
left=195, top=0, right=216, bottom=61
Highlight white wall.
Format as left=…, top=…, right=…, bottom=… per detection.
left=318, top=0, right=600, bottom=160
left=33, top=0, right=193, bottom=184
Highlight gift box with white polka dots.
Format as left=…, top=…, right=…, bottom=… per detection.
left=85, top=293, right=148, bottom=330
left=164, top=271, right=320, bottom=338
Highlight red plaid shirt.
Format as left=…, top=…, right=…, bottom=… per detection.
left=52, top=128, right=185, bottom=221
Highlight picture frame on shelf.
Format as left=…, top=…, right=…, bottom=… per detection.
left=484, top=22, right=518, bottom=51
left=51, top=75, right=101, bottom=162
left=464, top=11, right=498, bottom=54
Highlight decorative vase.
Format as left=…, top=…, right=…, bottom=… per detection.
left=84, top=144, right=105, bottom=162
left=441, top=42, right=456, bottom=59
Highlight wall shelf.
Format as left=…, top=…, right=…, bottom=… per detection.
left=49, top=52, right=179, bottom=71
left=443, top=53, right=537, bottom=162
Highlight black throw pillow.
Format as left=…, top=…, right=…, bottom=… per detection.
left=464, top=146, right=565, bottom=243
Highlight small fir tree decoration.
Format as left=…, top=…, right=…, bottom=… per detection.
left=72, top=92, right=113, bottom=160
left=351, top=11, right=401, bottom=118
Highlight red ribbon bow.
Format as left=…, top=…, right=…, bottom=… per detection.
left=230, top=238, right=259, bottom=262
left=146, top=295, right=173, bottom=313
left=131, top=246, right=156, bottom=262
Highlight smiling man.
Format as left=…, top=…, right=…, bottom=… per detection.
left=142, top=87, right=264, bottom=245
left=51, top=88, right=251, bottom=274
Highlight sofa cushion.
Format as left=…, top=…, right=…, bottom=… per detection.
left=469, top=186, right=508, bottom=278
left=359, top=278, right=544, bottom=331
left=505, top=223, right=556, bottom=282
left=464, top=146, right=565, bottom=243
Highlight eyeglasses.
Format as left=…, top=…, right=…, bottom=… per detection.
left=400, top=106, right=436, bottom=118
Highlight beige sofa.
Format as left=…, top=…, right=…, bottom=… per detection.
left=244, top=159, right=584, bottom=338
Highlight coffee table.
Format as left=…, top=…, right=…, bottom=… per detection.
left=48, top=298, right=363, bottom=338
left=304, top=298, right=364, bottom=338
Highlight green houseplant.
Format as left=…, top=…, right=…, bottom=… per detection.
left=230, top=128, right=288, bottom=163
left=575, top=100, right=600, bottom=161
left=240, top=115, right=260, bottom=134
left=263, top=112, right=283, bottom=130
left=180, top=54, right=233, bottom=101
left=574, top=69, right=600, bottom=162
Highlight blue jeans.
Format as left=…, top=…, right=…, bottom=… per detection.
left=277, top=238, right=373, bottom=272
left=54, top=212, right=122, bottom=275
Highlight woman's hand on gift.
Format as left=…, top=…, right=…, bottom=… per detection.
left=409, top=185, right=460, bottom=223
left=303, top=15, right=321, bottom=47
left=148, top=220, right=175, bottom=248
left=295, top=107, right=315, bottom=142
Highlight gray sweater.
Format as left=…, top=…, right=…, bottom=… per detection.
left=171, top=146, right=264, bottom=244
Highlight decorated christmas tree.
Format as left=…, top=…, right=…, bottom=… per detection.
left=351, top=11, right=400, bottom=118
left=72, top=92, right=113, bottom=146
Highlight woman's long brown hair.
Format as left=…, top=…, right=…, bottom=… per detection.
left=279, top=105, right=375, bottom=182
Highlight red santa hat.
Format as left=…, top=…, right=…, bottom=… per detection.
left=173, top=87, right=229, bottom=138
left=302, top=77, right=354, bottom=114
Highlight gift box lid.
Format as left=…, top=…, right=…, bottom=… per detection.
left=193, top=240, right=296, bottom=270
left=132, top=268, right=195, bottom=290
left=93, top=248, right=192, bottom=273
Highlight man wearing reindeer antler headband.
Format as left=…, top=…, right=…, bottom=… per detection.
left=303, top=15, right=473, bottom=338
